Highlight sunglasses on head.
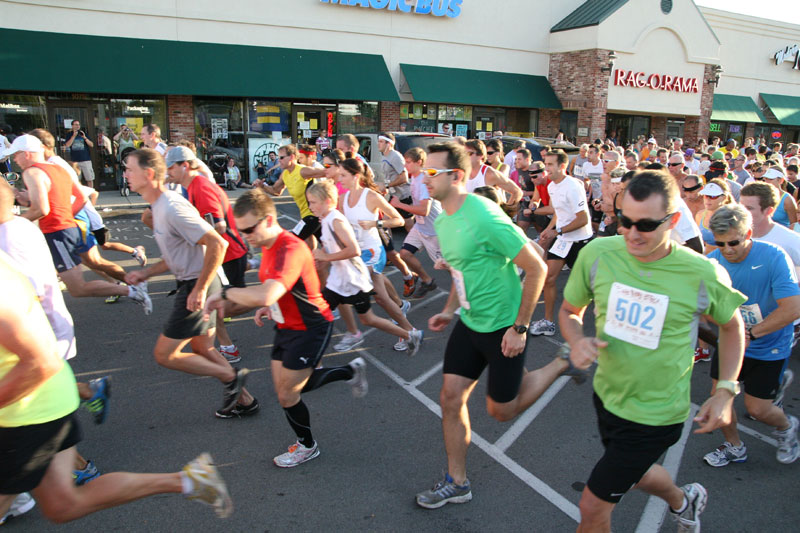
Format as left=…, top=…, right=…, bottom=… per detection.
left=422, top=168, right=457, bottom=177
left=714, top=239, right=741, bottom=248
left=238, top=216, right=266, bottom=235
left=616, top=211, right=675, bottom=232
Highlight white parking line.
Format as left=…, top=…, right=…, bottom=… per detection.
left=410, top=362, right=443, bottom=387
left=495, top=376, right=571, bottom=452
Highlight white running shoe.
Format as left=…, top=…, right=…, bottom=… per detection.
left=407, top=328, right=423, bottom=357
left=182, top=453, right=233, bottom=518
left=129, top=282, right=153, bottom=315
left=0, top=492, right=35, bottom=525
left=334, top=331, right=363, bottom=352
left=775, top=414, right=800, bottom=464
left=671, top=483, right=707, bottom=533
left=346, top=357, right=368, bottom=397
left=529, top=319, right=556, bottom=336
left=132, top=245, right=148, bottom=266
left=273, top=441, right=320, bottom=468
left=393, top=338, right=408, bottom=351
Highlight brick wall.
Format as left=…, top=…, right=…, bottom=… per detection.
left=167, top=95, right=195, bottom=143
left=538, top=108, right=561, bottom=138
left=548, top=49, right=612, bottom=144
left=683, top=64, right=716, bottom=146
left=379, top=101, right=400, bottom=131
left=650, top=116, right=667, bottom=145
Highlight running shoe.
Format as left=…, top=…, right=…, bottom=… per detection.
left=775, top=414, right=800, bottom=464
left=132, top=245, right=148, bottom=267
left=403, top=274, right=419, bottom=298
left=557, top=345, right=587, bottom=385
left=273, top=441, right=320, bottom=468
left=215, top=397, right=260, bottom=419
left=221, top=368, right=249, bottom=414
left=703, top=441, right=747, bottom=467
left=401, top=299, right=411, bottom=316
left=416, top=473, right=472, bottom=509
left=182, top=452, right=233, bottom=518
left=73, top=459, right=101, bottom=486
left=346, top=357, right=368, bottom=398
left=0, top=493, right=35, bottom=525
left=105, top=294, right=120, bottom=304
left=412, top=279, right=437, bottom=299
left=219, top=345, right=241, bottom=364
left=393, top=338, right=408, bottom=352
left=671, top=482, right=707, bottom=533
left=407, top=329, right=423, bottom=357
left=693, top=347, right=711, bottom=364
left=333, top=331, right=364, bottom=352
left=129, top=281, right=153, bottom=315
left=774, top=368, right=794, bottom=409
left=529, top=319, right=556, bottom=336
left=85, top=376, right=111, bottom=424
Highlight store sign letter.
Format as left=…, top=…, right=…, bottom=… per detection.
left=613, top=69, right=698, bottom=93
left=774, top=44, right=800, bottom=70
left=320, top=0, right=462, bottom=18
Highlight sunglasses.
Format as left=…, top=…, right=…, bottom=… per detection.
left=238, top=216, right=266, bottom=235
left=278, top=155, right=289, bottom=160
left=486, top=150, right=497, bottom=155
left=602, top=159, right=616, bottom=163
left=668, top=162, right=683, bottom=167
left=714, top=239, right=741, bottom=248
left=421, top=168, right=457, bottom=177
left=617, top=211, right=675, bottom=232
left=703, top=194, right=723, bottom=199
left=323, top=163, right=337, bottom=168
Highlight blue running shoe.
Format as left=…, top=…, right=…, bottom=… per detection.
left=73, top=459, right=100, bottom=486
left=85, top=377, right=111, bottom=424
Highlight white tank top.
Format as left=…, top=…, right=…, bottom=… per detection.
left=343, top=188, right=382, bottom=254
left=321, top=210, right=373, bottom=297
left=465, top=164, right=489, bottom=193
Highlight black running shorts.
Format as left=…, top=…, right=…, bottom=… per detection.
left=546, top=237, right=592, bottom=269
left=222, top=255, right=248, bottom=288
left=442, top=319, right=526, bottom=404
left=92, top=227, right=109, bottom=246
left=271, top=321, right=333, bottom=370
left=293, top=215, right=322, bottom=241
left=322, top=287, right=372, bottom=314
left=586, top=393, right=683, bottom=504
left=710, top=354, right=788, bottom=400
left=0, top=412, right=82, bottom=494
left=162, top=276, right=222, bottom=340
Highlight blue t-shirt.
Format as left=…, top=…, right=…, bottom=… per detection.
left=710, top=241, right=800, bottom=360
left=69, top=135, right=91, bottom=162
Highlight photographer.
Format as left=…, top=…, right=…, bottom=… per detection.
left=64, top=120, right=94, bottom=188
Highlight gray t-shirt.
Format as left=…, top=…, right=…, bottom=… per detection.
left=382, top=149, right=410, bottom=199
left=152, top=191, right=214, bottom=281
left=732, top=168, right=751, bottom=185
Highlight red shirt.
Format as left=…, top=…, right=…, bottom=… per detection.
left=29, top=163, right=80, bottom=233
left=259, top=231, right=333, bottom=330
left=186, top=176, right=247, bottom=263
left=536, top=178, right=552, bottom=207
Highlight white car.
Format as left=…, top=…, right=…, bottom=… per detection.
left=354, top=132, right=452, bottom=182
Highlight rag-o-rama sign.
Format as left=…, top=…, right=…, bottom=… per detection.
left=320, top=0, right=462, bottom=18
left=613, top=69, right=699, bottom=93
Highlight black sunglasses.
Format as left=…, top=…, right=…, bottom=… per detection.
left=617, top=211, right=675, bottom=232
left=238, top=216, right=266, bottom=234
left=714, top=239, right=742, bottom=248
left=486, top=150, right=497, bottom=155
left=668, top=162, right=683, bottom=167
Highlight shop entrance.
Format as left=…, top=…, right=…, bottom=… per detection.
left=292, top=105, right=336, bottom=151
left=606, top=114, right=650, bottom=147
left=473, top=108, right=505, bottom=140
left=47, top=103, right=96, bottom=179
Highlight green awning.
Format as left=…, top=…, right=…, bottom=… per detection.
left=761, top=93, right=800, bottom=127
left=710, top=94, right=766, bottom=123
left=400, top=64, right=561, bottom=109
left=0, top=28, right=399, bottom=101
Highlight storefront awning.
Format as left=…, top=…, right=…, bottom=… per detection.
left=400, top=64, right=561, bottom=109
left=0, top=28, right=399, bottom=102
left=710, top=94, right=766, bottom=123
left=761, top=93, right=800, bottom=127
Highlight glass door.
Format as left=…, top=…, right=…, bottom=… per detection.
left=48, top=104, right=93, bottom=163
left=293, top=106, right=336, bottom=150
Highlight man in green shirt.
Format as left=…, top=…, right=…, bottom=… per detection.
left=559, top=170, right=746, bottom=533
left=415, top=142, right=584, bottom=509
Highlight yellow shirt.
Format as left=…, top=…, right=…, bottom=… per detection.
left=719, top=147, right=740, bottom=159
left=0, top=254, right=79, bottom=427
left=282, top=164, right=313, bottom=219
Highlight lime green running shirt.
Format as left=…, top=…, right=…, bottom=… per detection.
left=435, top=194, right=528, bottom=333
left=563, top=236, right=745, bottom=426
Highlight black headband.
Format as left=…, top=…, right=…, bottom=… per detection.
left=683, top=183, right=702, bottom=192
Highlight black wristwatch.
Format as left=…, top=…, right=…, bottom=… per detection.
left=747, top=329, right=758, bottom=341
left=513, top=324, right=528, bottom=334
left=377, top=220, right=384, bottom=229
left=221, top=286, right=230, bottom=301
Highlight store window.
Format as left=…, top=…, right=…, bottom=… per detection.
left=247, top=100, right=290, bottom=183
left=506, top=108, right=537, bottom=138
left=666, top=118, right=685, bottom=143
left=399, top=103, right=438, bottom=133
left=0, top=94, right=47, bottom=137
left=337, top=102, right=378, bottom=134
left=195, top=99, right=245, bottom=182
left=437, top=104, right=472, bottom=137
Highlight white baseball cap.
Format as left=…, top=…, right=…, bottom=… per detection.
left=1, top=134, right=44, bottom=158
left=647, top=138, right=657, bottom=144
left=699, top=182, right=725, bottom=197
left=763, top=168, right=786, bottom=180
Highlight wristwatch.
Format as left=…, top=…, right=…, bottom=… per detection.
left=513, top=324, right=528, bottom=334
left=716, top=380, right=741, bottom=397
left=557, top=228, right=563, bottom=236
left=221, top=286, right=230, bottom=301
left=377, top=220, right=384, bottom=229
left=747, top=329, right=758, bottom=341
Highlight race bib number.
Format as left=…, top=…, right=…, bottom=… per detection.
left=451, top=268, right=471, bottom=310
left=739, top=303, right=763, bottom=328
left=269, top=303, right=285, bottom=324
left=604, top=282, right=669, bottom=349
left=292, top=220, right=306, bottom=236
left=549, top=236, right=573, bottom=258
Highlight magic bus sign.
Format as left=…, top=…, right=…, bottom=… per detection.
left=612, top=69, right=700, bottom=93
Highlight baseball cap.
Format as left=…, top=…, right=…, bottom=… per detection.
left=763, top=168, right=786, bottom=180
left=711, top=150, right=725, bottom=160
left=610, top=168, right=626, bottom=183
left=699, top=182, right=725, bottom=197
left=2, top=134, right=44, bottom=158
left=164, top=146, right=197, bottom=167
left=647, top=138, right=657, bottom=144
left=684, top=148, right=695, bottom=158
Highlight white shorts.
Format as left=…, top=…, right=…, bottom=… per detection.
left=76, top=160, right=95, bottom=182
left=402, top=225, right=442, bottom=262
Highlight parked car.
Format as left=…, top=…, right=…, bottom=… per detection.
left=491, top=135, right=579, bottom=165
left=354, top=132, right=452, bottom=181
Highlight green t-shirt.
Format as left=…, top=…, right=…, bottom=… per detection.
left=435, top=194, right=528, bottom=332
left=563, top=236, right=745, bottom=426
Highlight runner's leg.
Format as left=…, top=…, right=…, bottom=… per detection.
left=440, top=374, right=480, bottom=485
left=59, top=266, right=128, bottom=298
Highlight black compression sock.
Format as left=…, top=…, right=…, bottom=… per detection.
left=284, top=400, right=314, bottom=448
left=301, top=365, right=355, bottom=393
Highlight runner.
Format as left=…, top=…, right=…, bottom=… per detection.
left=121, top=148, right=255, bottom=418
left=464, top=140, right=522, bottom=205
left=165, top=146, right=250, bottom=364
left=204, top=189, right=367, bottom=467
left=0, top=254, right=233, bottom=523
left=529, top=149, right=593, bottom=337
left=704, top=204, right=800, bottom=466
left=414, top=142, right=584, bottom=509
left=559, top=170, right=747, bottom=532
left=6, top=135, right=151, bottom=310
